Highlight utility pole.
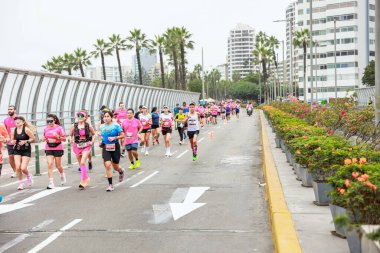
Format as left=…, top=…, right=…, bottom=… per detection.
left=202, top=48, right=205, bottom=101
left=334, top=19, right=338, bottom=100
left=375, top=0, right=380, bottom=124
left=315, top=41, right=318, bottom=102
left=290, top=18, right=294, bottom=97
left=282, top=40, right=286, bottom=99
left=309, top=0, right=314, bottom=105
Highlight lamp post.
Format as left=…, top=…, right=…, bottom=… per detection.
left=334, top=19, right=338, bottom=100
left=309, top=0, right=314, bottom=105
left=201, top=47, right=205, bottom=101
left=315, top=40, right=318, bottom=102
left=375, top=1, right=380, bottom=124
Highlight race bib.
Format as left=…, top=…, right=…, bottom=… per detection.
left=179, top=123, right=183, bottom=128
left=164, top=122, right=169, bottom=126
left=126, top=132, right=133, bottom=139
left=142, top=122, right=146, bottom=126
left=10, top=127, right=15, bottom=133
left=77, top=142, right=88, bottom=148
left=48, top=138, right=57, bottom=143
left=119, top=119, right=125, bottom=123
left=105, top=143, right=116, bottom=151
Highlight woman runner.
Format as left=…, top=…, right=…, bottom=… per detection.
left=175, top=108, right=186, bottom=145
left=43, top=114, right=66, bottom=189
left=11, top=116, right=36, bottom=190
left=69, top=111, right=96, bottom=189
left=99, top=111, right=125, bottom=192
left=160, top=105, right=174, bottom=157
left=115, top=102, right=128, bottom=157
left=151, top=107, right=160, bottom=145
left=122, top=109, right=142, bottom=170
left=185, top=103, right=202, bottom=161
left=196, top=104, right=206, bottom=128
left=139, top=106, right=152, bottom=156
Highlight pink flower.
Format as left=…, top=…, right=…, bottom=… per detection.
left=327, top=130, right=333, bottom=135
left=352, top=172, right=359, bottom=179
left=345, top=179, right=350, bottom=187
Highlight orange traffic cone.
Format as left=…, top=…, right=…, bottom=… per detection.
left=209, top=131, right=214, bottom=140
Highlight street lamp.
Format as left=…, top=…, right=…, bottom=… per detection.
left=309, top=0, right=314, bottom=105
left=375, top=1, right=380, bottom=124
left=334, top=19, right=338, bottom=100
left=201, top=47, right=205, bottom=101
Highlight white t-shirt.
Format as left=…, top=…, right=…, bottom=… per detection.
left=160, top=113, right=173, bottom=129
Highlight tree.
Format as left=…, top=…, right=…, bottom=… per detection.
left=232, top=71, right=241, bottom=82
left=91, top=39, right=112, bottom=80
left=127, top=29, right=149, bottom=85
left=164, top=28, right=180, bottom=90
left=109, top=34, right=127, bottom=83
left=188, top=79, right=202, bottom=93
left=73, top=48, right=91, bottom=77
left=228, top=81, right=259, bottom=101
left=150, top=35, right=166, bottom=88
left=62, top=54, right=76, bottom=75
left=293, top=28, right=311, bottom=102
left=42, top=57, right=64, bottom=74
left=362, top=60, right=375, bottom=86
left=243, top=73, right=261, bottom=84
left=175, top=27, right=194, bottom=90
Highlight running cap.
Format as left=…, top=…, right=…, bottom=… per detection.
left=163, top=105, right=168, bottom=109
left=142, top=105, right=147, bottom=109
left=189, top=102, right=195, bottom=106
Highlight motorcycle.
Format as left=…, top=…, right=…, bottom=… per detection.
left=247, top=107, right=253, bottom=116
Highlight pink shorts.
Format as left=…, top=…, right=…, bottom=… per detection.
left=73, top=142, right=92, bottom=156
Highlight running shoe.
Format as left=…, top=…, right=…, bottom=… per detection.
left=193, top=155, right=198, bottom=161
left=17, top=183, right=24, bottom=190
left=88, top=161, right=93, bottom=170
left=119, top=168, right=125, bottom=182
left=11, top=172, right=17, bottom=178
left=60, top=173, right=66, bottom=185
left=156, top=139, right=160, bottom=145
left=27, top=175, right=33, bottom=186
left=145, top=150, right=149, bottom=156
left=141, top=147, right=146, bottom=153
left=128, top=164, right=135, bottom=170
left=135, top=160, right=141, bottom=168
left=79, top=178, right=90, bottom=189
left=106, top=185, right=114, bottom=192
left=47, top=181, right=55, bottom=189
left=78, top=168, right=81, bottom=172
left=179, top=141, right=182, bottom=145
left=121, top=150, right=126, bottom=158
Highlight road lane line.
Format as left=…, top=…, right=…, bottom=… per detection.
left=2, top=189, right=43, bottom=203
left=27, top=219, right=82, bottom=253
left=0, top=219, right=54, bottom=253
left=0, top=181, right=21, bottom=188
left=198, top=137, right=205, bottom=143
left=176, top=150, right=188, bottom=159
left=130, top=171, right=159, bottom=188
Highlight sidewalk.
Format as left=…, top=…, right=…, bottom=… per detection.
left=262, top=113, right=349, bottom=253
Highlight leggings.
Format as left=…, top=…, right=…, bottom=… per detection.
left=177, top=127, right=184, bottom=141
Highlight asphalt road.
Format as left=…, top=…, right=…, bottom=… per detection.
left=0, top=111, right=273, bottom=253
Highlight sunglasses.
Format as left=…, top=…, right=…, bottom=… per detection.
left=46, top=120, right=54, bottom=124
left=77, top=114, right=85, bottom=118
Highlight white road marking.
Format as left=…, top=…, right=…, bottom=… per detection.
left=198, top=137, right=205, bottom=143
left=172, top=150, right=178, bottom=155
left=0, top=219, right=54, bottom=253
left=130, top=171, right=159, bottom=188
left=114, top=171, right=145, bottom=187
left=217, top=126, right=221, bottom=129
left=2, top=189, right=43, bottom=203
left=176, top=150, right=188, bottom=159
left=0, top=180, right=21, bottom=188
left=26, top=219, right=82, bottom=253
left=41, top=169, right=57, bottom=175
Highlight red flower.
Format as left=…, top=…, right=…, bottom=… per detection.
left=352, top=172, right=359, bottom=179
left=341, top=110, right=347, bottom=117
left=339, top=189, right=346, bottom=195
left=322, top=107, right=327, bottom=111
left=327, top=130, right=333, bottom=135
left=345, top=179, right=350, bottom=187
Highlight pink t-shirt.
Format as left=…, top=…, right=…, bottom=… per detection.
left=115, top=108, right=128, bottom=124
left=4, top=116, right=17, bottom=145
left=122, top=118, right=142, bottom=145
left=196, top=106, right=205, bottom=115
left=44, top=125, right=65, bottom=150
left=211, top=105, right=219, bottom=115
left=139, top=113, right=152, bottom=130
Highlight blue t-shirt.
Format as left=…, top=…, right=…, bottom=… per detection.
left=226, top=107, right=231, bottom=113
left=174, top=107, right=180, bottom=115
left=152, top=112, right=160, bottom=126
left=100, top=122, right=122, bottom=144
left=182, top=106, right=189, bottom=113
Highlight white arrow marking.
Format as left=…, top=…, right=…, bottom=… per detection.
left=0, top=203, right=34, bottom=215
left=170, top=203, right=206, bottom=221
left=184, top=187, right=210, bottom=203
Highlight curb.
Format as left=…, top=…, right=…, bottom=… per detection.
left=259, top=110, right=303, bottom=253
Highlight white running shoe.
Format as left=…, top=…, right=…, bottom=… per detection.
left=60, top=173, right=66, bottom=186
left=167, top=152, right=172, bottom=157
left=17, top=183, right=24, bottom=190
left=145, top=150, right=149, bottom=156
left=11, top=172, right=17, bottom=178
left=27, top=175, right=33, bottom=186
left=141, top=147, right=146, bottom=153
left=47, top=181, right=55, bottom=189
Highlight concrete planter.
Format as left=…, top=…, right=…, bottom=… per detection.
left=312, top=181, right=333, bottom=206
left=275, top=137, right=281, bottom=148
left=285, top=148, right=291, bottom=163
left=300, top=167, right=313, bottom=187
left=347, top=227, right=362, bottom=253
left=361, top=225, right=380, bottom=253
left=280, top=139, right=286, bottom=152
left=329, top=204, right=348, bottom=237
left=288, top=154, right=295, bottom=167
left=294, top=163, right=302, bottom=181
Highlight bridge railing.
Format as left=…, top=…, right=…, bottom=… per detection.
left=0, top=66, right=200, bottom=140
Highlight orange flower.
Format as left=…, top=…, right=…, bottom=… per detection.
left=359, top=158, right=367, bottom=164
left=302, top=136, right=308, bottom=139
left=365, top=182, right=377, bottom=190
left=348, top=148, right=353, bottom=152
left=294, top=135, right=299, bottom=138
left=345, top=179, right=350, bottom=187
left=361, top=174, right=369, bottom=181
left=344, top=159, right=352, bottom=165
left=352, top=172, right=359, bottom=179
left=352, top=158, right=358, bottom=163
left=295, top=150, right=301, bottom=155
left=305, top=144, right=309, bottom=148
left=339, top=189, right=346, bottom=195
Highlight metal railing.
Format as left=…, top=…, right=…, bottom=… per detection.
left=355, top=87, right=375, bottom=106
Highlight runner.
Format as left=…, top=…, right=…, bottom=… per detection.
left=0, top=123, right=8, bottom=176
left=11, top=116, right=35, bottom=190
left=81, top=109, right=93, bottom=171
left=220, top=103, right=226, bottom=122
left=196, top=104, right=206, bottom=127
left=151, top=107, right=160, bottom=145
left=185, top=102, right=202, bottom=161
left=226, top=103, right=231, bottom=122
left=236, top=101, right=241, bottom=120
left=43, top=114, right=66, bottom=189
left=99, top=111, right=125, bottom=192
left=115, top=102, right=128, bottom=157
left=139, top=106, right=152, bottom=156
left=160, top=105, right=174, bottom=157
left=175, top=107, right=186, bottom=145
left=205, top=105, right=211, bottom=125
left=69, top=111, right=96, bottom=189
left=211, top=103, right=219, bottom=125
left=134, top=105, right=143, bottom=119
left=122, top=108, right=142, bottom=170
left=4, top=105, right=18, bottom=178
left=246, top=101, right=253, bottom=116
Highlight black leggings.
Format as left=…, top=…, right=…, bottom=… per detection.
left=177, top=127, right=184, bottom=141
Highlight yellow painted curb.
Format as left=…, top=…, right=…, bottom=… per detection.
left=260, top=110, right=303, bottom=253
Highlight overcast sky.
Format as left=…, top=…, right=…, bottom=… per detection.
left=0, top=0, right=291, bottom=72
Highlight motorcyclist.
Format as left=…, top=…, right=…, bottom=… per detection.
left=246, top=102, right=253, bottom=116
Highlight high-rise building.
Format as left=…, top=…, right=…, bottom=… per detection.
left=286, top=2, right=299, bottom=96
left=132, top=48, right=157, bottom=77
left=227, top=23, right=255, bottom=80
left=216, top=63, right=228, bottom=81
left=85, top=66, right=132, bottom=83
left=295, top=0, right=375, bottom=101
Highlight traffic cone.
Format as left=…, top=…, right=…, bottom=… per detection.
left=210, top=131, right=214, bottom=140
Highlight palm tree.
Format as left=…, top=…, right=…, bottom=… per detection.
left=175, top=27, right=194, bottom=90
left=293, top=28, right=311, bottom=102
left=109, top=34, right=127, bottom=83
left=91, top=39, right=112, bottom=80
left=127, top=29, right=150, bottom=85
left=150, top=35, right=166, bottom=88
left=61, top=54, right=76, bottom=75
left=42, top=60, right=57, bottom=73
left=73, top=48, right=91, bottom=77
left=164, top=28, right=180, bottom=90
left=268, top=36, right=279, bottom=99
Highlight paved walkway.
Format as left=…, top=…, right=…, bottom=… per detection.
left=262, top=114, right=349, bottom=253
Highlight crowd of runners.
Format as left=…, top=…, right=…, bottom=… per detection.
left=0, top=100, right=253, bottom=193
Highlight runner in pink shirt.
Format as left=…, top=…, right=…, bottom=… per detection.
left=122, top=108, right=142, bottom=170
left=211, top=103, right=219, bottom=125
left=196, top=104, right=206, bottom=127
left=43, top=114, right=67, bottom=189
left=4, top=105, right=18, bottom=178
left=115, top=102, right=128, bottom=157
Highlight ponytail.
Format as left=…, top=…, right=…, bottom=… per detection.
left=14, top=116, right=36, bottom=133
